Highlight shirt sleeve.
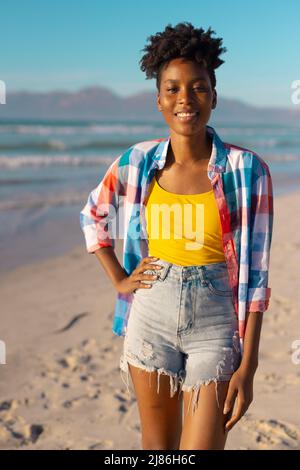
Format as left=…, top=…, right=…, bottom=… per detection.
left=79, top=151, right=129, bottom=253
left=246, top=159, right=274, bottom=313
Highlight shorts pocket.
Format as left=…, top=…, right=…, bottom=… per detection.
left=206, top=270, right=232, bottom=297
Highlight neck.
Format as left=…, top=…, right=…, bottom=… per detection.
left=168, top=126, right=212, bottom=167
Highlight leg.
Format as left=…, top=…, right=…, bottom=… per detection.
left=179, top=380, right=233, bottom=450
left=128, top=363, right=183, bottom=450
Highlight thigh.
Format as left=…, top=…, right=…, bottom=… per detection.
left=128, top=363, right=183, bottom=450
left=119, top=270, right=186, bottom=450
left=178, top=264, right=240, bottom=449
left=180, top=380, right=233, bottom=450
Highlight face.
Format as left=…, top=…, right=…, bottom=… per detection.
left=157, top=58, right=217, bottom=136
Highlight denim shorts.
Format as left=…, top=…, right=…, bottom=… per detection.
left=119, top=258, right=241, bottom=415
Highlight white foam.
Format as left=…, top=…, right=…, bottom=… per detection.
left=0, top=154, right=114, bottom=168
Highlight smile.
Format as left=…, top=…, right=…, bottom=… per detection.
left=174, top=112, right=199, bottom=122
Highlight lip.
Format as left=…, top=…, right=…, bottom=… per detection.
left=174, top=111, right=199, bottom=122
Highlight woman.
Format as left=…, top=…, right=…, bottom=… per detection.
left=80, top=22, right=274, bottom=450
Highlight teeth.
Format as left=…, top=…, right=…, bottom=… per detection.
left=177, top=112, right=197, bottom=117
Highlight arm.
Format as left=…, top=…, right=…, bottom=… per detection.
left=223, top=310, right=263, bottom=431
left=94, top=246, right=128, bottom=289
left=240, top=310, right=263, bottom=373
left=80, top=145, right=131, bottom=254
left=246, top=159, right=274, bottom=313
left=80, top=157, right=121, bottom=253
left=80, top=147, right=135, bottom=291
left=224, top=159, right=274, bottom=431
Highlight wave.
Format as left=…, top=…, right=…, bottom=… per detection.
left=277, top=140, right=300, bottom=148
left=0, top=139, right=137, bottom=151
left=270, top=154, right=300, bottom=161
left=0, top=154, right=115, bottom=168
left=0, top=123, right=163, bottom=136
left=0, top=177, right=62, bottom=185
left=1, top=136, right=299, bottom=153
left=229, top=139, right=300, bottom=149
left=0, top=150, right=298, bottom=170
left=0, top=192, right=88, bottom=211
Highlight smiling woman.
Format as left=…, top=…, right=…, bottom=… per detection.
left=80, top=21, right=273, bottom=451
left=157, top=58, right=214, bottom=139
left=139, top=23, right=225, bottom=168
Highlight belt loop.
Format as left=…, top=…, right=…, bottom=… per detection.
left=197, top=265, right=208, bottom=286
left=158, top=262, right=172, bottom=281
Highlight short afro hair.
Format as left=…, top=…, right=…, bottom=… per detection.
left=139, top=22, right=227, bottom=91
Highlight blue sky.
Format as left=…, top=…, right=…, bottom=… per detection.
left=1, top=0, right=299, bottom=108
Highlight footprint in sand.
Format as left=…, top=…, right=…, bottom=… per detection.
left=256, top=372, right=286, bottom=393
left=62, top=388, right=101, bottom=409
left=0, top=405, right=44, bottom=447
left=270, top=296, right=296, bottom=322
left=241, top=416, right=300, bottom=449
left=53, top=312, right=90, bottom=334
left=89, top=439, right=114, bottom=450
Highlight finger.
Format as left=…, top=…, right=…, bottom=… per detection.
left=135, top=257, right=155, bottom=271
left=145, top=256, right=162, bottom=267
left=225, top=395, right=245, bottom=431
left=225, top=405, right=245, bottom=431
left=137, top=262, right=161, bottom=274
left=135, top=281, right=152, bottom=289
left=144, top=256, right=159, bottom=264
left=223, top=384, right=237, bottom=415
left=224, top=414, right=238, bottom=432
left=145, top=262, right=163, bottom=271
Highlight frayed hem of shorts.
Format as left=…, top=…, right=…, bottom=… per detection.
left=179, top=331, right=241, bottom=416
left=119, top=330, right=241, bottom=415
left=180, top=376, right=232, bottom=416
left=119, top=356, right=185, bottom=400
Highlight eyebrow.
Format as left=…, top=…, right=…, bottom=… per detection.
left=164, top=77, right=207, bottom=83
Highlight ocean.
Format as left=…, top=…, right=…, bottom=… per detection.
left=0, top=119, right=299, bottom=273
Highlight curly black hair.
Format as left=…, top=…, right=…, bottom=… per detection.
left=139, top=22, right=227, bottom=91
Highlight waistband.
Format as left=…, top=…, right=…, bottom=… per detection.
left=150, top=258, right=228, bottom=282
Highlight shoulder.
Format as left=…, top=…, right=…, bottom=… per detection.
left=118, top=138, right=165, bottom=166
left=98, top=138, right=166, bottom=191
left=114, top=138, right=166, bottom=182
left=223, top=141, right=271, bottom=178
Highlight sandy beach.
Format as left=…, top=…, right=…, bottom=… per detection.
left=1, top=188, right=300, bottom=450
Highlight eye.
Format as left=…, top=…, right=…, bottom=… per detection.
left=194, top=86, right=207, bottom=91
left=167, top=87, right=207, bottom=93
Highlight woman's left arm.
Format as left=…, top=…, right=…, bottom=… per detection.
left=223, top=158, right=274, bottom=432
left=223, top=310, right=263, bottom=431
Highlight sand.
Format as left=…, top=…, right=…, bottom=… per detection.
left=0, top=189, right=300, bottom=450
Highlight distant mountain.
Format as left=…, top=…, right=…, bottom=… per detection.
left=0, top=86, right=299, bottom=124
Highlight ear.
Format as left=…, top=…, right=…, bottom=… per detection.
left=157, top=93, right=163, bottom=112
left=212, top=89, right=217, bottom=109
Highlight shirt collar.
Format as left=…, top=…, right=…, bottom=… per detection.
left=152, top=125, right=229, bottom=174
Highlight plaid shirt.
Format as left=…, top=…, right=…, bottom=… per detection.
left=80, top=125, right=274, bottom=354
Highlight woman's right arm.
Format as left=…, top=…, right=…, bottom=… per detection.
left=80, top=146, right=160, bottom=294
left=94, top=248, right=161, bottom=295
left=94, top=246, right=128, bottom=289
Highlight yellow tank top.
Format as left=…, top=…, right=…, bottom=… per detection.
left=144, top=174, right=225, bottom=266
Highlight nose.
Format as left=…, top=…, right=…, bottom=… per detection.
left=177, top=87, right=196, bottom=104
